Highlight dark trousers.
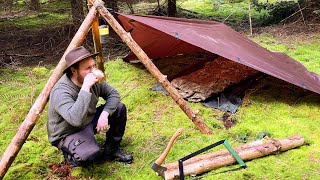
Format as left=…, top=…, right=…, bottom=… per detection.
left=92, top=102, right=127, bottom=145
left=58, top=102, right=127, bottom=165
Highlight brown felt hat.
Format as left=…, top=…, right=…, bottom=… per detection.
left=65, top=46, right=99, bottom=70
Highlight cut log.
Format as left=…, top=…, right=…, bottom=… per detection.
left=162, top=134, right=304, bottom=179
left=0, top=7, right=97, bottom=179
left=89, top=0, right=212, bottom=134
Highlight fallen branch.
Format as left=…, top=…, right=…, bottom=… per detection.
left=178, top=7, right=199, bottom=14
left=280, top=7, right=306, bottom=24
left=297, top=2, right=306, bottom=25
left=0, top=53, right=44, bottom=57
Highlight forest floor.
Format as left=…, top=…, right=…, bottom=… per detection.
left=1, top=5, right=320, bottom=179
left=0, top=9, right=319, bottom=69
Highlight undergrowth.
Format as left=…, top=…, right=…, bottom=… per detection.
left=0, top=0, right=71, bottom=30
left=1, top=35, right=320, bottom=179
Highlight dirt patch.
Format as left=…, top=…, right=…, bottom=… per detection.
left=253, top=19, right=320, bottom=45
left=27, top=136, right=40, bottom=142
left=49, top=162, right=75, bottom=179
left=0, top=25, right=76, bottom=67
left=0, top=25, right=126, bottom=68
left=152, top=53, right=216, bottom=81
left=221, top=112, right=236, bottom=129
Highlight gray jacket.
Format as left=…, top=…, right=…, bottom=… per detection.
left=47, top=74, right=120, bottom=145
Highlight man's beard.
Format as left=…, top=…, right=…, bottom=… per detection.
left=76, top=72, right=85, bottom=85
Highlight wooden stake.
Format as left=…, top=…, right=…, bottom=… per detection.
left=248, top=0, right=253, bottom=36
left=0, top=7, right=97, bottom=179
left=89, top=0, right=212, bottom=135
left=162, top=134, right=304, bottom=179
left=297, top=2, right=306, bottom=25
left=88, top=2, right=105, bottom=72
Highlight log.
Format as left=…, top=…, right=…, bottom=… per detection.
left=162, top=134, right=304, bottom=179
left=0, top=7, right=97, bottom=179
left=89, top=0, right=212, bottom=134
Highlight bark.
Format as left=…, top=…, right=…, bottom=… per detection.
left=162, top=135, right=305, bottom=179
left=30, top=0, right=40, bottom=11
left=167, top=0, right=177, bottom=17
left=89, top=0, right=212, bottom=134
left=91, top=17, right=105, bottom=72
left=71, top=0, right=85, bottom=27
left=0, top=7, right=97, bottom=179
left=88, top=2, right=105, bottom=72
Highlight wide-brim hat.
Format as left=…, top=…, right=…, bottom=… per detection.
left=64, top=46, right=99, bottom=71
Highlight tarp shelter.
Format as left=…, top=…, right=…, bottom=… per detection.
left=115, top=13, right=320, bottom=95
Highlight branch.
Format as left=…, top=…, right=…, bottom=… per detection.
left=0, top=52, right=45, bottom=57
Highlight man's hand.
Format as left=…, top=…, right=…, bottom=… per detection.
left=82, top=73, right=98, bottom=92
left=96, top=111, right=109, bottom=133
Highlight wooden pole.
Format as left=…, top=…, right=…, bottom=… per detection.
left=88, top=1, right=105, bottom=72
left=89, top=0, right=212, bottom=134
left=162, top=134, right=304, bottom=179
left=0, top=7, right=97, bottom=179
left=297, top=2, right=306, bottom=25
left=248, top=0, right=253, bottom=36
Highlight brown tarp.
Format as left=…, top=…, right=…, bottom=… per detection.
left=116, top=13, right=320, bottom=95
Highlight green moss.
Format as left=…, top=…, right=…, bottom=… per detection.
left=2, top=52, right=320, bottom=179
left=0, top=0, right=71, bottom=30
left=1, top=27, right=320, bottom=180
left=10, top=12, right=70, bottom=29
left=252, top=33, right=320, bottom=74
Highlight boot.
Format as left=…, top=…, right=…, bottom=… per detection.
left=63, top=151, right=100, bottom=167
left=103, top=143, right=133, bottom=164
left=63, top=151, right=80, bottom=167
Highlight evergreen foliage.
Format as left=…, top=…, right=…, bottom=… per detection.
left=251, top=0, right=303, bottom=25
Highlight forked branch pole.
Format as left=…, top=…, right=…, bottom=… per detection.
left=0, top=7, right=97, bottom=179
left=89, top=0, right=212, bottom=134
left=90, top=6, right=105, bottom=72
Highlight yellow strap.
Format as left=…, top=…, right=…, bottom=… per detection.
left=99, top=27, right=109, bottom=35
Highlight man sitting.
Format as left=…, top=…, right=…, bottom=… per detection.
left=47, top=46, right=133, bottom=166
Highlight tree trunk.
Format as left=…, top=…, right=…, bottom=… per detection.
left=90, top=0, right=212, bottom=134
left=167, top=0, right=177, bottom=17
left=71, top=0, right=85, bottom=27
left=104, top=0, right=118, bottom=12
left=162, top=135, right=305, bottom=179
left=30, top=0, right=40, bottom=10
left=0, top=7, right=97, bottom=179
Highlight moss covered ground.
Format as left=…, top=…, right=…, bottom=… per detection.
left=1, top=34, right=320, bottom=179
left=1, top=0, right=319, bottom=179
